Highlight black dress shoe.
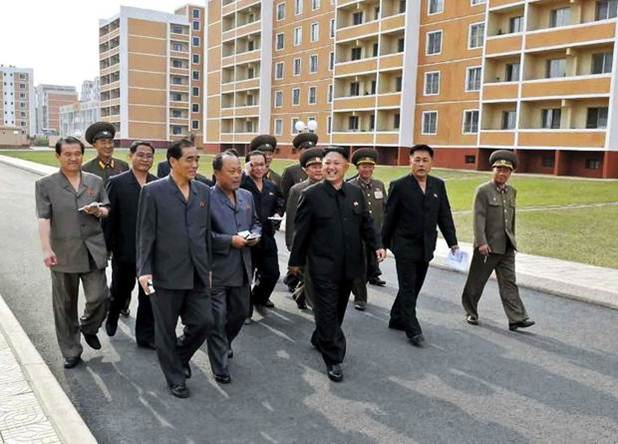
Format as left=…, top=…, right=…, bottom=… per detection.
left=409, top=334, right=425, bottom=347
left=82, top=333, right=101, bottom=350
left=105, top=318, right=118, bottom=337
left=214, top=373, right=232, bottom=384
left=183, top=362, right=191, bottom=379
left=264, top=299, right=275, bottom=308
left=326, top=364, right=343, bottom=382
left=354, top=302, right=366, bottom=311
left=368, top=277, right=386, bottom=287
left=63, top=356, right=81, bottom=369
left=137, top=340, right=156, bottom=350
left=169, top=384, right=190, bottom=398
left=509, top=319, right=536, bottom=331
left=466, top=315, right=479, bottom=326
left=120, top=308, right=130, bottom=318
left=388, top=320, right=405, bottom=331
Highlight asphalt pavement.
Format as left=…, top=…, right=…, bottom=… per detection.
left=1, top=163, right=618, bottom=443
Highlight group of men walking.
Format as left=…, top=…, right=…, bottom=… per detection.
left=35, top=120, right=534, bottom=398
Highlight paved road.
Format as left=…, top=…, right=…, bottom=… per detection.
left=1, top=163, right=618, bottom=443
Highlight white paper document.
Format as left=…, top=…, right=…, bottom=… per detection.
left=447, top=249, right=470, bottom=272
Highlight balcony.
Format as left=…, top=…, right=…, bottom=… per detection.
left=382, top=14, right=405, bottom=32
left=521, top=75, right=612, bottom=99
left=485, top=34, right=523, bottom=56
left=479, top=130, right=516, bottom=146
left=526, top=22, right=616, bottom=51
left=377, top=93, right=400, bottom=108
left=337, top=21, right=379, bottom=42
left=518, top=130, right=606, bottom=148
left=333, top=96, right=376, bottom=110
left=336, top=59, right=378, bottom=77
left=482, top=83, right=519, bottom=101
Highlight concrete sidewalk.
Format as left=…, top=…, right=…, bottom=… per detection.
left=1, top=153, right=616, bottom=311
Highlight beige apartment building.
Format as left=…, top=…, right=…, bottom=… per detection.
left=35, top=84, right=78, bottom=136
left=0, top=65, right=36, bottom=139
left=99, top=5, right=205, bottom=147
left=201, top=0, right=618, bottom=178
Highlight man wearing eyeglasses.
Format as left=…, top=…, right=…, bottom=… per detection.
left=104, top=141, right=158, bottom=347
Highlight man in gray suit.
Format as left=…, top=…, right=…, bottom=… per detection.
left=35, top=137, right=110, bottom=369
left=136, top=139, right=214, bottom=398
left=207, top=151, right=261, bottom=384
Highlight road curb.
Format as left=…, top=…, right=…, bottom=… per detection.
left=0, top=293, right=97, bottom=444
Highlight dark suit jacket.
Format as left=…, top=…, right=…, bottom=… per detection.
left=281, top=164, right=307, bottom=201
left=136, top=176, right=212, bottom=290
left=105, top=170, right=157, bottom=263
left=289, top=181, right=378, bottom=282
left=157, top=160, right=214, bottom=186
left=382, top=174, right=457, bottom=262
left=209, top=185, right=261, bottom=287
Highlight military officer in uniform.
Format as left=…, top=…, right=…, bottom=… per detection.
left=280, top=132, right=318, bottom=201
left=289, top=146, right=385, bottom=382
left=82, top=122, right=129, bottom=184
left=249, top=135, right=282, bottom=190
left=348, top=148, right=387, bottom=311
left=285, top=148, right=324, bottom=309
left=461, top=150, right=535, bottom=331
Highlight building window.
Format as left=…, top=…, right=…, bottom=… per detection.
left=192, top=54, right=200, bottom=64
left=506, top=63, right=521, bottom=81
left=399, top=0, right=407, bottom=13
left=293, top=58, right=302, bottom=76
left=308, top=87, right=317, bottom=104
left=277, top=3, right=285, bottom=21
left=596, top=0, right=618, bottom=20
left=292, top=88, right=301, bottom=105
left=350, top=81, right=360, bottom=96
left=294, top=26, right=302, bottom=46
left=329, top=52, right=335, bottom=70
left=274, top=90, right=283, bottom=107
left=312, top=0, right=320, bottom=11
left=192, top=103, right=199, bottom=113
left=426, top=31, right=442, bottom=55
left=509, top=16, right=524, bottom=33
left=471, top=0, right=486, bottom=4
left=172, top=126, right=183, bottom=135
left=465, top=155, right=476, bottom=164
left=585, top=158, right=601, bottom=169
left=424, top=71, right=440, bottom=95
left=546, top=59, right=566, bottom=78
left=292, top=118, right=300, bottom=133
left=311, top=23, right=319, bottom=42
left=351, top=47, right=362, bottom=61
left=468, top=23, right=485, bottom=49
left=353, top=11, right=363, bottom=25
left=276, top=33, right=284, bottom=50
left=397, top=38, right=405, bottom=53
left=193, top=21, right=200, bottom=31
left=502, top=110, right=517, bottom=129
left=192, top=71, right=200, bottom=80
left=422, top=111, right=438, bottom=134
left=171, top=24, right=184, bottom=34
left=542, top=156, right=555, bottom=168
left=463, top=110, right=479, bottom=134
left=393, top=113, right=400, bottom=130
left=295, top=0, right=303, bottom=15
left=428, top=0, right=444, bottom=15
left=192, top=120, right=199, bottom=130
left=275, top=62, right=284, bottom=80
left=348, top=116, right=359, bottom=131
left=466, top=66, right=482, bottom=91
left=550, top=7, right=571, bottom=28
left=328, top=85, right=333, bottom=103
left=592, top=52, right=613, bottom=74
left=327, top=116, right=332, bottom=134
left=586, top=107, right=609, bottom=128
left=274, top=119, right=283, bottom=136
left=193, top=9, right=200, bottom=18
left=310, top=54, right=318, bottom=73
left=330, top=19, right=336, bottom=38
left=541, top=109, right=562, bottom=129
left=192, top=36, right=200, bottom=47
left=192, top=87, right=199, bottom=96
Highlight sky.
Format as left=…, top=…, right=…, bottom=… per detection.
left=0, top=0, right=191, bottom=91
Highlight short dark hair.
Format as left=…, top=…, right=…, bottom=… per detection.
left=167, top=139, right=194, bottom=162
left=245, top=150, right=266, bottom=163
left=129, top=140, right=155, bottom=154
left=55, top=136, right=85, bottom=155
left=410, top=144, right=434, bottom=158
left=213, top=150, right=239, bottom=172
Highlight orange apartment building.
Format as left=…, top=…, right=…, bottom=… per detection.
left=0, top=65, right=36, bottom=140
left=201, top=0, right=618, bottom=178
left=35, top=84, right=78, bottom=136
left=99, top=5, right=205, bottom=147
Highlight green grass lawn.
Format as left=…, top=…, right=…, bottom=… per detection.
left=2, top=149, right=617, bottom=268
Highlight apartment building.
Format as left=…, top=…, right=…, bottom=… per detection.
left=0, top=65, right=36, bottom=137
left=35, top=84, right=78, bottom=135
left=201, top=0, right=618, bottom=178
left=99, top=5, right=205, bottom=147
left=59, top=79, right=101, bottom=138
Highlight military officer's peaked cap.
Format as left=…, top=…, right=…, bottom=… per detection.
left=324, top=145, right=349, bottom=160
left=351, top=148, right=378, bottom=166
left=299, top=147, right=324, bottom=168
left=250, top=134, right=277, bottom=152
left=85, top=122, right=116, bottom=145
left=292, top=132, right=319, bottom=150
left=489, top=150, right=518, bottom=170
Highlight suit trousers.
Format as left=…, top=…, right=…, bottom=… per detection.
left=50, top=268, right=109, bottom=359
left=310, top=276, right=354, bottom=366
left=366, top=241, right=382, bottom=280
left=390, top=258, right=429, bottom=338
left=150, top=281, right=213, bottom=386
left=109, top=259, right=155, bottom=344
left=207, top=285, right=250, bottom=376
left=461, top=248, right=528, bottom=323
left=250, top=248, right=280, bottom=306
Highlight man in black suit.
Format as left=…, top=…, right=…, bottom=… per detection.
left=289, top=147, right=385, bottom=382
left=136, top=139, right=214, bottom=398
left=382, top=144, right=458, bottom=347
left=104, top=141, right=157, bottom=348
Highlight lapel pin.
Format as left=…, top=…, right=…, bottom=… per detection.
left=353, top=201, right=359, bottom=207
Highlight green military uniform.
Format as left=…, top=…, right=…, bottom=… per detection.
left=266, top=169, right=282, bottom=189
left=281, top=132, right=318, bottom=200
left=82, top=122, right=129, bottom=185
left=461, top=151, right=532, bottom=328
left=348, top=149, right=387, bottom=308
